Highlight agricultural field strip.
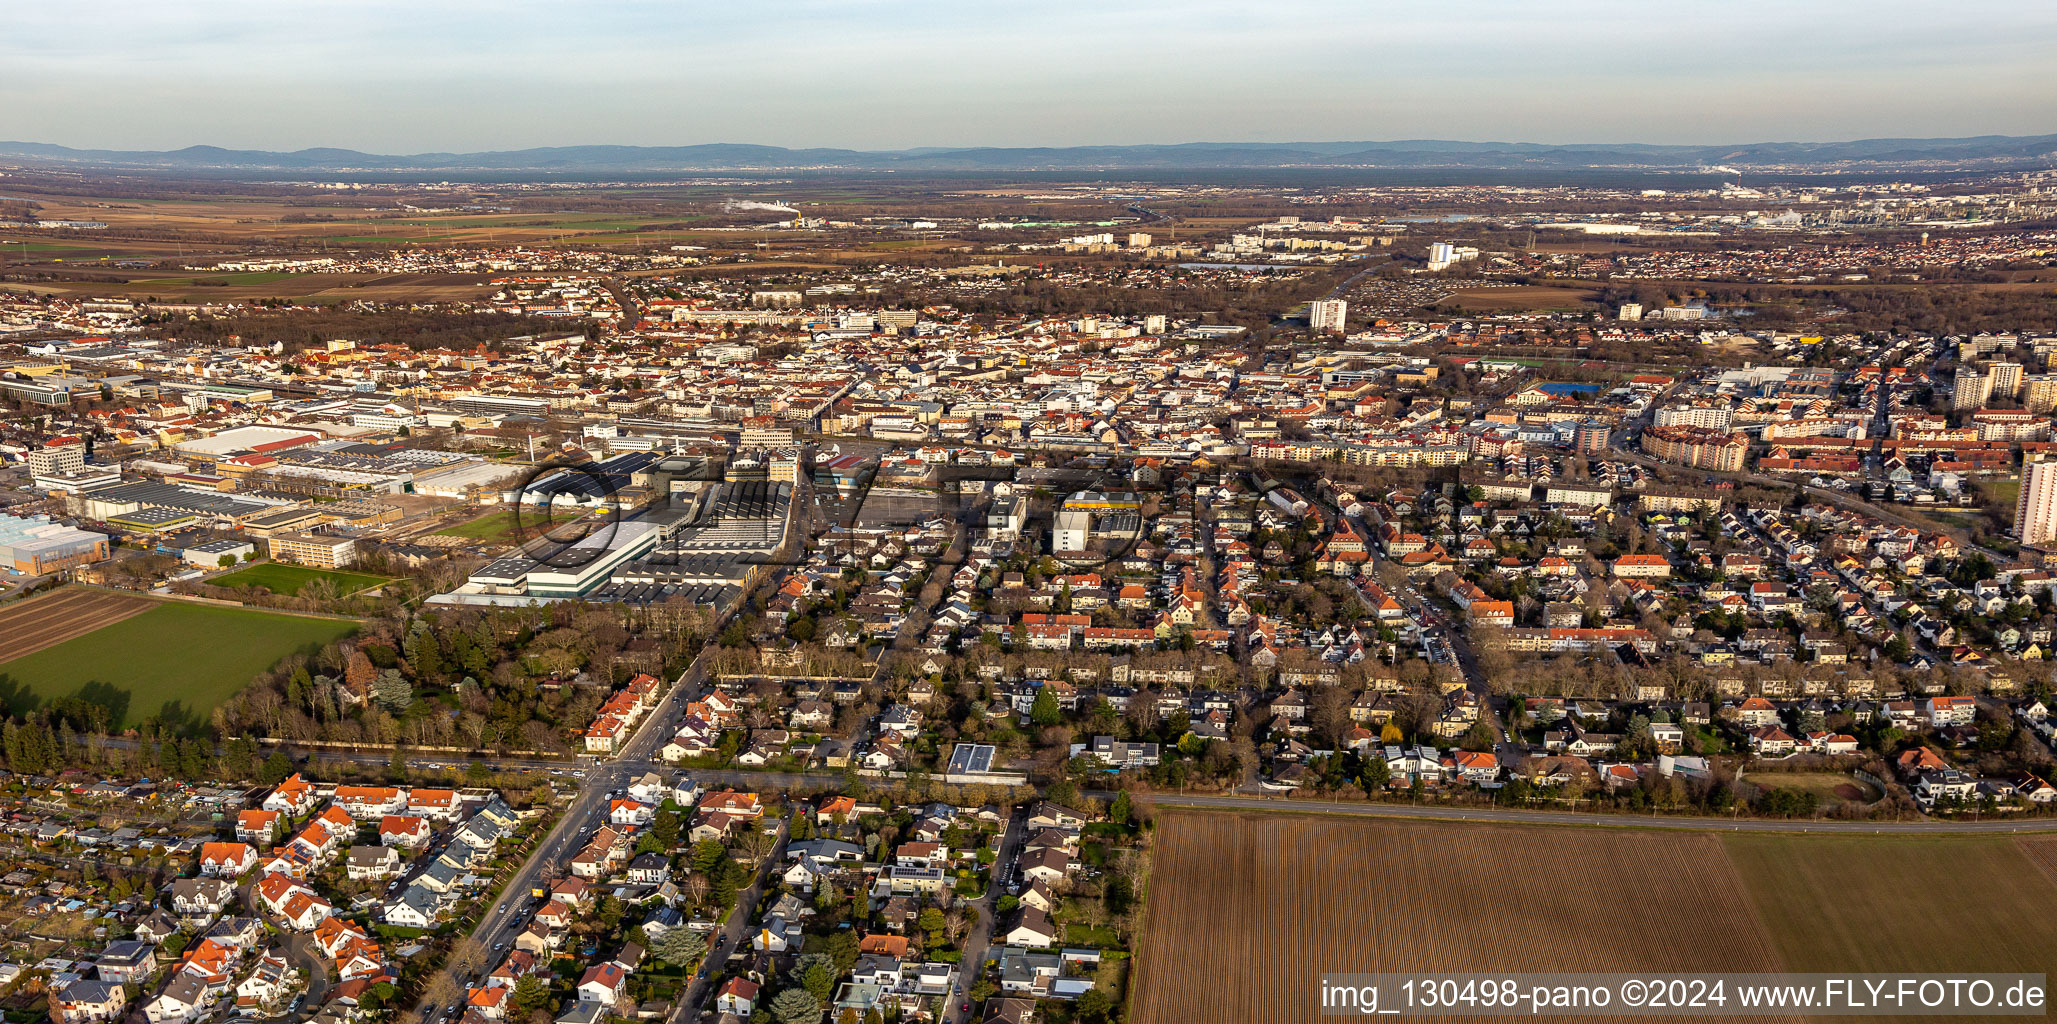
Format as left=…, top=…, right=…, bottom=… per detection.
left=0, top=589, right=157, bottom=662
left=1133, top=813, right=1792, bottom=1024
left=1724, top=834, right=2057, bottom=974
left=2020, top=837, right=2057, bottom=891
left=0, top=597, right=360, bottom=728
left=1140, top=793, right=2057, bottom=833
left=1130, top=812, right=2057, bottom=1024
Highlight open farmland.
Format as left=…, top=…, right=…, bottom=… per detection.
left=0, top=593, right=356, bottom=729
left=1132, top=812, right=1785, bottom=1023
left=209, top=562, right=393, bottom=597
left=10, top=268, right=496, bottom=304
left=1131, top=811, right=2057, bottom=1024
left=0, top=587, right=158, bottom=663
left=1725, top=834, right=2057, bottom=974
left=1443, top=283, right=1598, bottom=311
left=2022, top=837, right=2057, bottom=889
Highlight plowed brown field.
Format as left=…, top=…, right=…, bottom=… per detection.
left=0, top=588, right=157, bottom=662
left=2022, top=835, right=2057, bottom=889
left=1132, top=812, right=1800, bottom=1024
left=1135, top=812, right=2057, bottom=1024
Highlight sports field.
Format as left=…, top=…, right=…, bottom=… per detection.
left=1130, top=811, right=2057, bottom=1024
left=0, top=596, right=356, bottom=729
left=210, top=562, right=392, bottom=596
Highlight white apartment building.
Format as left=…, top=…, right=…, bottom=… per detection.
left=1952, top=369, right=1992, bottom=411
left=1654, top=402, right=1734, bottom=431
left=1989, top=360, right=2023, bottom=399
left=1308, top=299, right=1347, bottom=334
left=2017, top=457, right=2057, bottom=547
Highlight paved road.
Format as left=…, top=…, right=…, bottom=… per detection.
left=239, top=882, right=328, bottom=1020
left=281, top=933, right=331, bottom=1019
left=602, top=276, right=642, bottom=329
left=1144, top=792, right=2057, bottom=833
left=947, top=804, right=1024, bottom=1024
left=673, top=818, right=790, bottom=1019
left=420, top=635, right=734, bottom=1024
left=1323, top=255, right=1391, bottom=300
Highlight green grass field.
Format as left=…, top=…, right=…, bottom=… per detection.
left=5, top=241, right=93, bottom=253
left=0, top=602, right=357, bottom=729
left=210, top=562, right=392, bottom=596
left=435, top=508, right=595, bottom=541
left=1742, top=771, right=1879, bottom=805
left=435, top=510, right=522, bottom=540
left=131, top=271, right=300, bottom=287
left=1723, top=833, right=2057, bottom=973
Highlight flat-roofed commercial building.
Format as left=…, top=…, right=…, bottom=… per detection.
left=0, top=513, right=109, bottom=573
left=26, top=445, right=84, bottom=476
left=449, top=394, right=550, bottom=418
left=0, top=375, right=89, bottom=405
left=171, top=425, right=325, bottom=464
left=106, top=507, right=197, bottom=534
left=242, top=506, right=329, bottom=538
left=182, top=537, right=256, bottom=568
left=33, top=467, right=121, bottom=495
left=525, top=521, right=662, bottom=596
left=73, top=480, right=282, bottom=525
left=412, top=460, right=524, bottom=501
left=269, top=532, right=359, bottom=569
left=322, top=500, right=402, bottom=530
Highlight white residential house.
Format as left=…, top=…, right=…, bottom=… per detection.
left=1000, top=907, right=1057, bottom=947
left=716, top=978, right=760, bottom=1016
left=346, top=846, right=401, bottom=881
left=53, top=980, right=127, bottom=1024
left=609, top=799, right=654, bottom=827
left=198, top=843, right=258, bottom=878
left=144, top=976, right=210, bottom=1024
left=169, top=878, right=235, bottom=920
left=234, top=954, right=293, bottom=1010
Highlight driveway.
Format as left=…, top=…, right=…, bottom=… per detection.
left=239, top=880, right=328, bottom=1021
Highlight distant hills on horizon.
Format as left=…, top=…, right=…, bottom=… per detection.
left=4, top=135, right=2057, bottom=175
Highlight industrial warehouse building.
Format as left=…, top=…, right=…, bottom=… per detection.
left=432, top=481, right=787, bottom=609
left=0, top=513, right=110, bottom=574
left=181, top=537, right=256, bottom=567
left=73, top=480, right=282, bottom=524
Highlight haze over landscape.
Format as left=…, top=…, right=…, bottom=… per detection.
left=9, top=134, right=2057, bottom=174
left=7, top=0, right=2057, bottom=154
left=7, top=6, right=2057, bottom=1024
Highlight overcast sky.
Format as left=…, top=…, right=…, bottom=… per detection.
left=7, top=0, right=2057, bottom=153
